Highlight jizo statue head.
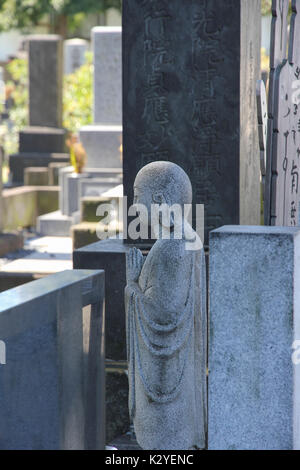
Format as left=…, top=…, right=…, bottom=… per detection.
left=132, top=161, right=193, bottom=233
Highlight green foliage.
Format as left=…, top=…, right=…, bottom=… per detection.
left=262, top=0, right=272, bottom=16
left=0, top=0, right=122, bottom=33
left=2, top=57, right=28, bottom=156
left=6, top=57, right=28, bottom=129
left=261, top=47, right=270, bottom=71
left=261, top=0, right=292, bottom=16
left=63, top=51, right=93, bottom=133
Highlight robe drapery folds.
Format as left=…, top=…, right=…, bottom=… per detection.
left=125, top=239, right=207, bottom=450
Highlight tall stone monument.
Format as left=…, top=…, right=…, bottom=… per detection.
left=264, top=0, right=300, bottom=226
left=80, top=27, right=122, bottom=169
left=123, top=0, right=261, bottom=245
left=64, top=38, right=88, bottom=75
left=9, top=35, right=69, bottom=184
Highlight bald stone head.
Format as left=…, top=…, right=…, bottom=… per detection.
left=133, top=161, right=192, bottom=214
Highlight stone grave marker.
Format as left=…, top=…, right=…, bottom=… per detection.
left=0, top=269, right=105, bottom=450
left=9, top=35, right=69, bottom=184
left=208, top=225, right=300, bottom=450
left=264, top=0, right=300, bottom=226
left=123, top=0, right=261, bottom=245
left=28, top=35, right=63, bottom=128
left=80, top=27, right=122, bottom=169
left=64, top=38, right=88, bottom=75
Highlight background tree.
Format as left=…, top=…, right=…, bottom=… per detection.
left=0, top=0, right=122, bottom=38
left=262, top=0, right=272, bottom=16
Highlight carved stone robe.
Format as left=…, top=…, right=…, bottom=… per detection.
left=125, top=238, right=207, bottom=450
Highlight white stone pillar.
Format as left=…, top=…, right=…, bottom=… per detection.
left=64, top=38, right=88, bottom=75
left=80, top=27, right=122, bottom=169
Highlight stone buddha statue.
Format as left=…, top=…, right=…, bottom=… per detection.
left=125, top=161, right=207, bottom=450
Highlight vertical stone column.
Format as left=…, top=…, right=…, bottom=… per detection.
left=28, top=35, right=63, bottom=128
left=208, top=225, right=300, bottom=450
left=9, top=35, right=70, bottom=184
left=64, top=38, right=88, bottom=75
left=122, top=0, right=261, bottom=245
left=79, top=27, right=122, bottom=169
left=93, top=27, right=122, bottom=125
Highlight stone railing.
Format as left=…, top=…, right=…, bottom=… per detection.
left=0, top=269, right=105, bottom=450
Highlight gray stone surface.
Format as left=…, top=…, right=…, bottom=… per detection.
left=37, top=166, right=122, bottom=235
left=0, top=269, right=105, bottom=450
left=123, top=0, right=261, bottom=245
left=9, top=152, right=70, bottom=184
left=208, top=225, right=300, bottom=450
left=265, top=2, right=300, bottom=225
left=79, top=125, right=122, bottom=168
left=79, top=26, right=122, bottom=169
left=48, top=162, right=69, bottom=185
left=64, top=172, right=88, bottom=216
left=92, top=27, right=122, bottom=125
left=264, top=0, right=293, bottom=225
left=78, top=177, right=121, bottom=199
left=24, top=167, right=49, bottom=186
left=60, top=168, right=121, bottom=216
left=74, top=237, right=130, bottom=360
left=27, top=35, right=63, bottom=128
left=37, top=210, right=79, bottom=237
left=19, top=127, right=66, bottom=154
left=73, top=238, right=131, bottom=446
left=9, top=35, right=67, bottom=184
left=64, top=38, right=88, bottom=75
left=105, top=362, right=130, bottom=443
left=125, top=162, right=207, bottom=450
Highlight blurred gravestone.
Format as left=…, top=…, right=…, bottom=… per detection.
left=64, top=38, right=88, bottom=75
left=9, top=35, right=69, bottom=184
left=38, top=28, right=123, bottom=237
left=80, top=27, right=122, bottom=169
left=123, top=0, right=261, bottom=245
left=28, top=35, right=63, bottom=128
left=264, top=0, right=300, bottom=226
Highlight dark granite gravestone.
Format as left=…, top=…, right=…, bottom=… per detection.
left=264, top=0, right=300, bottom=226
left=28, top=36, right=63, bottom=129
left=9, top=35, right=69, bottom=184
left=123, top=0, right=261, bottom=245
